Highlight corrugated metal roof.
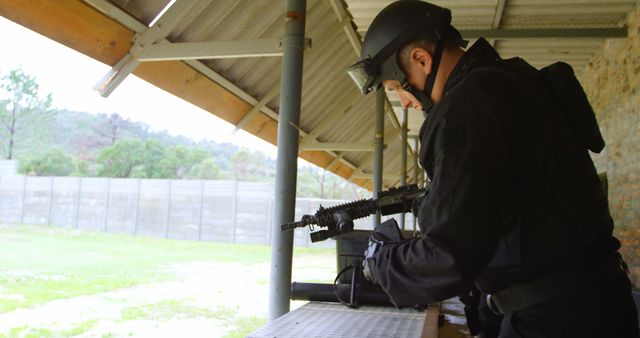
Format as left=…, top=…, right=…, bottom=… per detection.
left=1, top=0, right=637, bottom=189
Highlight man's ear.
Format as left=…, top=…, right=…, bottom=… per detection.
left=410, top=47, right=433, bottom=76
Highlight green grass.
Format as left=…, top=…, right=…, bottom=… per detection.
left=0, top=224, right=333, bottom=313
left=120, top=298, right=214, bottom=321
left=211, top=306, right=267, bottom=338
left=116, top=291, right=270, bottom=336
left=4, top=319, right=98, bottom=338
left=224, top=315, right=267, bottom=338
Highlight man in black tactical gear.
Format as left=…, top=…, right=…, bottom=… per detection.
left=348, top=1, right=639, bottom=337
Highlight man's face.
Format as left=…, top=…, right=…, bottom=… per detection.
left=382, top=46, right=432, bottom=110
left=382, top=80, right=422, bottom=110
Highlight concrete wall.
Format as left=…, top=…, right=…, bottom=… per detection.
left=0, top=160, right=18, bottom=175
left=0, top=175, right=374, bottom=249
left=578, top=8, right=640, bottom=286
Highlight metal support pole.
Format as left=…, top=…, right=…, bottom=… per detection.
left=47, top=177, right=54, bottom=226
left=266, top=197, right=273, bottom=245
left=413, top=136, right=420, bottom=232
left=400, top=108, right=408, bottom=230
left=133, top=179, right=141, bottom=235
left=198, top=180, right=205, bottom=241
left=268, top=0, right=307, bottom=322
left=231, top=180, right=238, bottom=243
left=73, top=178, right=82, bottom=228
left=164, top=180, right=172, bottom=238
left=373, top=89, right=385, bottom=227
left=103, top=178, right=111, bottom=232
left=19, top=175, right=27, bottom=224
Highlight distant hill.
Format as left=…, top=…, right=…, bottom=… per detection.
left=9, top=108, right=275, bottom=181
left=0, top=68, right=364, bottom=199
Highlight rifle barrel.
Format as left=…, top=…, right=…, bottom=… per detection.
left=281, top=221, right=303, bottom=231
left=281, top=214, right=316, bottom=231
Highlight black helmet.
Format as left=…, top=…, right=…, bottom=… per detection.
left=347, top=0, right=467, bottom=96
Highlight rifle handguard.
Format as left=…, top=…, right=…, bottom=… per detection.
left=280, top=184, right=428, bottom=242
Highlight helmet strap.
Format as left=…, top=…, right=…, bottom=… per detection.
left=419, top=40, right=445, bottom=112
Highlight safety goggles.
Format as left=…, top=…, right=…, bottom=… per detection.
left=346, top=58, right=381, bottom=95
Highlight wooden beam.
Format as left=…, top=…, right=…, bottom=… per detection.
left=138, top=39, right=283, bottom=61
left=328, top=0, right=361, bottom=56
left=493, top=0, right=508, bottom=28
left=299, top=142, right=374, bottom=152
left=81, top=0, right=364, bottom=182
left=233, top=85, right=279, bottom=133
left=93, top=0, right=206, bottom=96
left=0, top=0, right=368, bottom=189
left=421, top=302, right=441, bottom=338
left=328, top=0, right=405, bottom=136
left=489, top=0, right=508, bottom=46
left=0, top=0, right=134, bottom=66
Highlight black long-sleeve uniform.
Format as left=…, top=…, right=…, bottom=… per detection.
left=370, top=38, right=619, bottom=307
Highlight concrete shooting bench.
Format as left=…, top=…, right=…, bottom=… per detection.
left=248, top=301, right=443, bottom=338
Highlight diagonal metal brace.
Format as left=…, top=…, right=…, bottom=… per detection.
left=93, top=0, right=203, bottom=97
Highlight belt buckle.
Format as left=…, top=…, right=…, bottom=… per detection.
left=486, top=293, right=503, bottom=316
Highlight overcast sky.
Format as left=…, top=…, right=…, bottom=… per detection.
left=0, top=16, right=279, bottom=158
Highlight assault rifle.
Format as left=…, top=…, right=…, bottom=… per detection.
left=281, top=184, right=427, bottom=242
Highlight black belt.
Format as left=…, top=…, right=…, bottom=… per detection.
left=486, top=254, right=629, bottom=315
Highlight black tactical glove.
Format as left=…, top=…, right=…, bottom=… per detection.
left=362, top=219, right=404, bottom=284
left=362, top=234, right=384, bottom=284
left=410, top=194, right=426, bottom=217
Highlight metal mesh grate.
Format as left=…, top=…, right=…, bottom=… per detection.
left=248, top=302, right=426, bottom=338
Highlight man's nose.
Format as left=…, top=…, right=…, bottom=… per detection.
left=399, top=94, right=413, bottom=109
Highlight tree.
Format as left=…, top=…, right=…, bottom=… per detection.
left=73, top=159, right=91, bottom=177
left=159, top=145, right=209, bottom=179
left=96, top=139, right=216, bottom=179
left=297, top=165, right=369, bottom=200
left=0, top=68, right=54, bottom=159
left=89, top=113, right=128, bottom=147
left=19, top=148, right=76, bottom=176
left=96, top=138, right=147, bottom=178
left=140, top=139, right=165, bottom=178
left=297, top=167, right=322, bottom=198
left=188, top=158, right=222, bottom=180
left=231, top=149, right=252, bottom=180
left=230, top=149, right=272, bottom=181
left=310, top=167, right=327, bottom=199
